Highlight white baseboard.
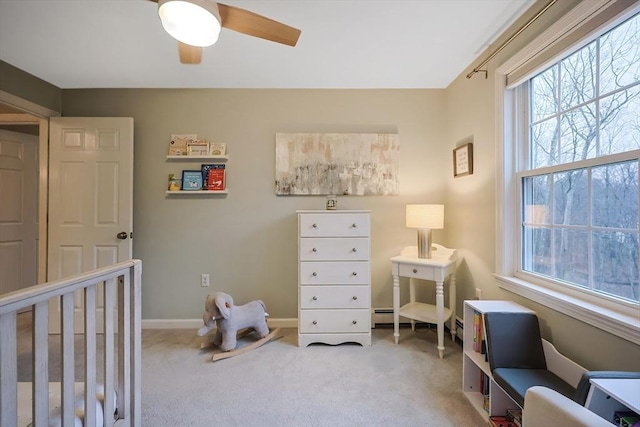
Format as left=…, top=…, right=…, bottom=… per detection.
left=141, top=318, right=297, bottom=330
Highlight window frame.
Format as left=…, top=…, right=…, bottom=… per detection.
left=495, top=2, right=640, bottom=345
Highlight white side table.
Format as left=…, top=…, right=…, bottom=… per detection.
left=391, top=245, right=458, bottom=359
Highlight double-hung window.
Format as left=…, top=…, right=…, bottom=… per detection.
left=497, top=5, right=640, bottom=343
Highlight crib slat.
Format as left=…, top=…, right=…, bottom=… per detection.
left=131, top=262, right=142, bottom=426
left=84, top=286, right=97, bottom=427
left=61, top=292, right=76, bottom=426
left=117, top=274, right=131, bottom=421
left=32, top=301, right=49, bottom=427
left=0, top=312, right=17, bottom=427
left=104, top=278, right=116, bottom=427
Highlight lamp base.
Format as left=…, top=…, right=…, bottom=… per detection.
left=417, top=228, right=433, bottom=259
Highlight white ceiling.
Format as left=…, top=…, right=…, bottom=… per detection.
left=0, top=0, right=535, bottom=89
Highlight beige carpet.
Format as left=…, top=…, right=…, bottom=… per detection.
left=17, top=315, right=485, bottom=426
left=140, top=326, right=484, bottom=426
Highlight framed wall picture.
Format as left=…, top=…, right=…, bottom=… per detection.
left=453, top=143, right=473, bottom=177
left=181, top=170, right=203, bottom=190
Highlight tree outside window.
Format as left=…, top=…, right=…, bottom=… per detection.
left=520, top=13, right=639, bottom=303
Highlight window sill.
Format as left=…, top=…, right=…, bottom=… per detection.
left=495, top=274, right=640, bottom=345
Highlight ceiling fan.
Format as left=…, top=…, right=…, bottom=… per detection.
left=148, top=0, right=301, bottom=64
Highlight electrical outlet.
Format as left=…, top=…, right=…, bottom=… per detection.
left=475, top=288, right=482, bottom=300
left=201, top=274, right=210, bottom=287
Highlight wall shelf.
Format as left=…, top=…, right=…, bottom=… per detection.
left=166, top=190, right=228, bottom=195
left=166, top=155, right=228, bottom=161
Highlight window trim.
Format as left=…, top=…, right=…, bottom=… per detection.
left=495, top=1, right=640, bottom=345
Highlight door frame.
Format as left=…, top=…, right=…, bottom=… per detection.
left=0, top=90, right=60, bottom=285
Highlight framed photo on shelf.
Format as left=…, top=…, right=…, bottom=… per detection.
left=181, top=170, right=203, bottom=191
left=453, top=143, right=473, bottom=178
left=209, top=142, right=226, bottom=156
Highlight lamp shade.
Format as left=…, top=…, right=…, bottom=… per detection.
left=406, top=204, right=444, bottom=229
left=158, top=0, right=222, bottom=47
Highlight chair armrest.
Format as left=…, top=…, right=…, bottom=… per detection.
left=542, top=339, right=586, bottom=388
left=523, top=386, right=612, bottom=427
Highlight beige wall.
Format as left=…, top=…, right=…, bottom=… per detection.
left=0, top=60, right=61, bottom=113
left=443, top=0, right=640, bottom=371
left=3, top=0, right=637, bottom=371
left=62, top=88, right=450, bottom=321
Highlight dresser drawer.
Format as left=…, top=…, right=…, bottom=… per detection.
left=300, top=261, right=370, bottom=285
left=299, top=309, right=370, bottom=333
left=300, top=286, right=370, bottom=309
left=299, top=213, right=370, bottom=237
left=299, top=238, right=370, bottom=261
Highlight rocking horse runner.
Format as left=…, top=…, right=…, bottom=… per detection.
left=197, top=292, right=281, bottom=361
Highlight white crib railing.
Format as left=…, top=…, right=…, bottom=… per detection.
left=0, top=260, right=142, bottom=427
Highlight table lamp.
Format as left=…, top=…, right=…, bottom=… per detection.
left=406, top=204, right=444, bottom=259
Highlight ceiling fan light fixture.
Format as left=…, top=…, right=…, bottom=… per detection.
left=158, top=0, right=221, bottom=47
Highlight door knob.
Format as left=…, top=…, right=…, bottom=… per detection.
left=117, top=232, right=128, bottom=240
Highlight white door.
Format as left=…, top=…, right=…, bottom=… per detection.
left=48, top=117, right=133, bottom=332
left=0, top=130, right=38, bottom=295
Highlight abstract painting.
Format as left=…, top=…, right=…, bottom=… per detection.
left=275, top=133, right=399, bottom=195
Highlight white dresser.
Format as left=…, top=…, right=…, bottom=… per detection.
left=297, top=210, right=371, bottom=347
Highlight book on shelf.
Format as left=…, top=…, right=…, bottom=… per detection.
left=506, top=409, right=522, bottom=427
left=187, top=139, right=209, bottom=156
left=209, top=142, right=226, bottom=156
left=168, top=133, right=197, bottom=156
left=201, top=164, right=214, bottom=184
left=488, top=416, right=517, bottom=427
left=620, top=417, right=640, bottom=427
left=167, top=173, right=181, bottom=191
left=206, top=164, right=225, bottom=191
left=473, top=310, right=485, bottom=353
left=616, top=411, right=640, bottom=427
left=473, top=310, right=479, bottom=352
left=181, top=170, right=203, bottom=191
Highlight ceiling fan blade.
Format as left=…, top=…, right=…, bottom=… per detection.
left=217, top=3, right=301, bottom=47
left=178, top=42, right=203, bottom=64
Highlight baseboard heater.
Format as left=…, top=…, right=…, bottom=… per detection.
left=371, top=307, right=433, bottom=329
left=372, top=308, right=465, bottom=342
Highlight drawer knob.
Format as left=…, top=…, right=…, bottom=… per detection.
left=312, top=248, right=317, bottom=252
left=312, top=296, right=318, bottom=301
left=351, top=248, right=357, bottom=252
left=413, top=268, right=418, bottom=274
left=352, top=296, right=358, bottom=300
left=352, top=320, right=357, bottom=325
left=312, top=272, right=317, bottom=277
left=352, top=272, right=357, bottom=276
left=312, top=223, right=318, bottom=228
left=312, top=320, right=317, bottom=325
left=351, top=223, right=357, bottom=228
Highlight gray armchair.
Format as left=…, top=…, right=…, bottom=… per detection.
left=483, top=310, right=640, bottom=421
left=483, top=311, right=580, bottom=408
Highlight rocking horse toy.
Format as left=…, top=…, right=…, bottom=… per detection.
left=197, top=292, right=281, bottom=361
